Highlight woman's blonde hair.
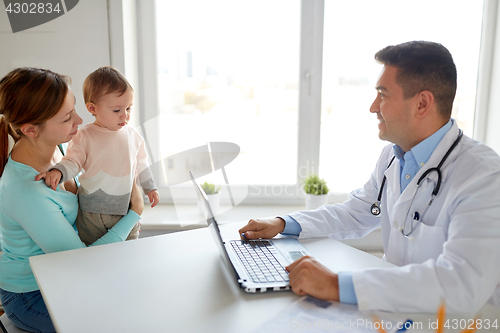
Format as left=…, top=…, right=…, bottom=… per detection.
left=0, top=67, right=69, bottom=176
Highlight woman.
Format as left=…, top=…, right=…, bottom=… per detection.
left=0, top=67, right=144, bottom=332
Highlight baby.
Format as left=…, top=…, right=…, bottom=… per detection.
left=36, top=66, right=159, bottom=245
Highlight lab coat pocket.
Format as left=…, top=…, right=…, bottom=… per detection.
left=408, top=223, right=446, bottom=264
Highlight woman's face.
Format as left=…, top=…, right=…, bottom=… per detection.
left=40, top=86, right=83, bottom=145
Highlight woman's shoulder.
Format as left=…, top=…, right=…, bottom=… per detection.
left=1, top=158, right=62, bottom=203
left=1, top=156, right=36, bottom=184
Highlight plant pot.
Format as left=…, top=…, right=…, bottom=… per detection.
left=199, top=193, right=221, bottom=218
left=305, top=193, right=328, bottom=210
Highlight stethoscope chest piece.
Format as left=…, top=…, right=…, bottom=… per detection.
left=371, top=202, right=381, bottom=216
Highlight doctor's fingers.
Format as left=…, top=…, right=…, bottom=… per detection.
left=287, top=259, right=340, bottom=301
left=286, top=255, right=313, bottom=272
left=238, top=219, right=272, bottom=239
left=290, top=279, right=308, bottom=297
left=239, top=218, right=279, bottom=239
left=286, top=256, right=316, bottom=290
left=287, top=259, right=316, bottom=297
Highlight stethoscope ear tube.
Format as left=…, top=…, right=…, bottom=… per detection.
left=371, top=156, right=396, bottom=217
left=417, top=167, right=442, bottom=196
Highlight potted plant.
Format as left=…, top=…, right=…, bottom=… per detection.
left=200, top=181, right=221, bottom=217
left=303, top=174, right=329, bottom=210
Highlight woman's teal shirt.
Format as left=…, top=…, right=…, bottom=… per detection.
left=0, top=156, right=140, bottom=293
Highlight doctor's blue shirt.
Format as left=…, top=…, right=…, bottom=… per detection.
left=280, top=119, right=453, bottom=305
left=394, top=120, right=452, bottom=193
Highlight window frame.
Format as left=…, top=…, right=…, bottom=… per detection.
left=111, top=0, right=491, bottom=205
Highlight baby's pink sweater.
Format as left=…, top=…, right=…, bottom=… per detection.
left=53, top=123, right=156, bottom=215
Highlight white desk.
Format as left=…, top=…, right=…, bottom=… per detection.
left=30, top=222, right=499, bottom=333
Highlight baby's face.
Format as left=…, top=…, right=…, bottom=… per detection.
left=91, top=89, right=133, bottom=131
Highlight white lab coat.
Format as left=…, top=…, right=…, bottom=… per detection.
left=290, top=121, right=500, bottom=314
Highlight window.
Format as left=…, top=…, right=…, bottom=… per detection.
left=319, top=0, right=484, bottom=192
left=142, top=0, right=484, bottom=203
left=156, top=0, right=300, bottom=186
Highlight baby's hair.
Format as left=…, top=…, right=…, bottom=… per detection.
left=83, top=66, right=133, bottom=104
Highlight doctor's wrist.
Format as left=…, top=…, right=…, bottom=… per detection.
left=276, top=217, right=286, bottom=234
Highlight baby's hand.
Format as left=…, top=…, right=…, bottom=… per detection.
left=147, top=190, right=160, bottom=208
left=35, top=169, right=63, bottom=191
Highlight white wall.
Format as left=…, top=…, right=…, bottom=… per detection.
left=483, top=3, right=500, bottom=153
left=0, top=0, right=111, bottom=126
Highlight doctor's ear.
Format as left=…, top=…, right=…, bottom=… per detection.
left=19, top=123, right=40, bottom=138
left=415, top=90, right=435, bottom=118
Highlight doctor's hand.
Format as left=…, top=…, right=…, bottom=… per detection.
left=286, top=256, right=340, bottom=302
left=238, top=217, right=285, bottom=240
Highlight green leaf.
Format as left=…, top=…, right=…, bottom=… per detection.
left=201, top=181, right=221, bottom=194
left=302, top=174, right=329, bottom=195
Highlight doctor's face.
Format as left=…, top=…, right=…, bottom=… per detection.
left=370, top=65, right=418, bottom=152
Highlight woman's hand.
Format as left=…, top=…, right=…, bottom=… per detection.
left=62, top=179, right=78, bottom=194
left=130, top=181, right=144, bottom=216
left=238, top=217, right=286, bottom=240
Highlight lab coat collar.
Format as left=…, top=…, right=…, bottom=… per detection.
left=420, top=118, right=461, bottom=181
left=390, top=119, right=461, bottom=208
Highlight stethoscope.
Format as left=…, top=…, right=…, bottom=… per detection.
left=370, top=129, right=463, bottom=238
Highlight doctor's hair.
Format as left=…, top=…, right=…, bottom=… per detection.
left=0, top=67, right=69, bottom=177
left=375, top=41, right=457, bottom=119
left=83, top=66, right=133, bottom=105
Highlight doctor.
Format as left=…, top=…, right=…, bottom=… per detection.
left=239, top=41, right=500, bottom=314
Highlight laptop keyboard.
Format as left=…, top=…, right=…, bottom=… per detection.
left=230, top=240, right=289, bottom=284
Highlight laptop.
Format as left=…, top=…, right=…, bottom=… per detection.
left=189, top=171, right=311, bottom=293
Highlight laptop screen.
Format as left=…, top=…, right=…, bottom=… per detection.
left=189, top=171, right=240, bottom=282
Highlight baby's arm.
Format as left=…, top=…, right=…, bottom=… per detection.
left=135, top=131, right=159, bottom=207
left=147, top=190, right=160, bottom=208
left=35, top=169, right=63, bottom=191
